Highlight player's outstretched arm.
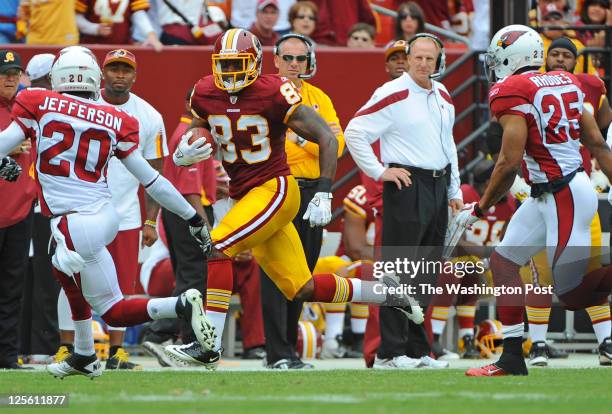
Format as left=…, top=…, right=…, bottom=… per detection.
left=121, top=150, right=212, bottom=255
left=286, top=104, right=338, bottom=184
left=286, top=104, right=338, bottom=227
left=0, top=121, right=26, bottom=158
left=479, top=115, right=527, bottom=211
left=581, top=109, right=612, bottom=180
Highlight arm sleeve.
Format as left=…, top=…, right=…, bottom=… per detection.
left=120, top=151, right=196, bottom=220
left=344, top=89, right=394, bottom=180
left=131, top=9, right=154, bottom=35
left=75, top=13, right=100, bottom=36
left=0, top=122, right=26, bottom=158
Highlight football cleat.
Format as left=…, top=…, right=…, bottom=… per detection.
left=105, top=347, right=142, bottom=370
left=47, top=353, right=102, bottom=379
left=466, top=353, right=528, bottom=376
left=598, top=337, right=612, bottom=366
left=142, top=340, right=180, bottom=367
left=381, top=275, right=424, bottom=324
left=320, top=336, right=348, bottom=359
left=54, top=345, right=72, bottom=363
left=175, top=289, right=217, bottom=352
left=373, top=355, right=422, bottom=369
left=465, top=363, right=513, bottom=377
left=528, top=341, right=548, bottom=367
left=431, top=341, right=460, bottom=361
left=460, top=335, right=481, bottom=359
left=164, top=341, right=221, bottom=370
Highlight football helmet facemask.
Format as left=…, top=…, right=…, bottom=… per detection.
left=212, top=29, right=262, bottom=92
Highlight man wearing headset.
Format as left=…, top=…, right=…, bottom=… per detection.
left=258, top=33, right=345, bottom=369
left=345, top=34, right=462, bottom=369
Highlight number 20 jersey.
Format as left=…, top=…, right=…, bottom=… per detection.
left=489, top=70, right=584, bottom=185
left=190, top=74, right=301, bottom=200
left=12, top=88, right=139, bottom=216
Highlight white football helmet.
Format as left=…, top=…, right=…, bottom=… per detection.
left=484, top=24, right=544, bottom=82
left=50, top=47, right=101, bottom=98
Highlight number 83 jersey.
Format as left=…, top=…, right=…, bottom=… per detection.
left=190, top=74, right=302, bottom=199
left=489, top=70, right=584, bottom=185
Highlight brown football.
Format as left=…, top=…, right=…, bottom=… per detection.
left=188, top=127, right=216, bottom=155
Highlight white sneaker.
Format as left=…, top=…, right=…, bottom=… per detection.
left=373, top=355, right=422, bottom=369
left=47, top=353, right=102, bottom=379
left=320, top=337, right=347, bottom=359
left=437, top=349, right=460, bottom=361
left=418, top=355, right=449, bottom=369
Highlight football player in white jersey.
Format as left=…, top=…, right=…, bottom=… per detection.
left=55, top=48, right=169, bottom=370
left=0, top=47, right=216, bottom=378
left=454, top=25, right=612, bottom=376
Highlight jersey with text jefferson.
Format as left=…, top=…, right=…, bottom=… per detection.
left=489, top=71, right=584, bottom=184
left=12, top=88, right=139, bottom=216
left=190, top=74, right=301, bottom=199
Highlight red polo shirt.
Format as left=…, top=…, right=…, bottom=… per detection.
left=0, top=94, right=35, bottom=228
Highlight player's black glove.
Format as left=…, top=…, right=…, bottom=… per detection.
left=0, top=156, right=22, bottom=182
left=188, top=214, right=213, bottom=257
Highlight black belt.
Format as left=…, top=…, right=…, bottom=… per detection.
left=295, top=177, right=319, bottom=189
left=389, top=163, right=450, bottom=178
left=530, top=167, right=583, bottom=198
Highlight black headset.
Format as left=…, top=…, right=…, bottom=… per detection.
left=273, top=33, right=317, bottom=79
left=406, top=33, right=446, bottom=79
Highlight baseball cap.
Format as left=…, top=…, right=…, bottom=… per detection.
left=548, top=36, right=578, bottom=57
left=0, top=50, right=23, bottom=74
left=103, top=49, right=137, bottom=70
left=257, top=0, right=279, bottom=11
left=384, top=40, right=407, bottom=61
left=26, top=53, right=55, bottom=81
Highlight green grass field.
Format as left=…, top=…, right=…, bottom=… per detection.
left=2, top=369, right=612, bottom=414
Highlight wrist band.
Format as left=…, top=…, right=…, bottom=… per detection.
left=144, top=220, right=157, bottom=228
left=474, top=204, right=484, bottom=218
left=188, top=213, right=205, bottom=227
left=317, top=177, right=332, bottom=193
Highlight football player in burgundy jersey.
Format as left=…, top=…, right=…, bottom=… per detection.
left=0, top=47, right=216, bottom=378
left=455, top=25, right=612, bottom=377
left=166, top=28, right=423, bottom=368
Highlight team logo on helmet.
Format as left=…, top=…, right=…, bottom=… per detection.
left=497, top=30, right=527, bottom=49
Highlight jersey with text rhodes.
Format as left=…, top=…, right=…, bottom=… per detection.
left=12, top=88, right=139, bottom=216
left=462, top=184, right=516, bottom=247
left=190, top=74, right=301, bottom=199
left=489, top=71, right=584, bottom=185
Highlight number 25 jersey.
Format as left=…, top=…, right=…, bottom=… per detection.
left=190, top=74, right=302, bottom=199
left=489, top=71, right=584, bottom=185
left=12, top=88, right=139, bottom=216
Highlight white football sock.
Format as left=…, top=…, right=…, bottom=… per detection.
left=207, top=311, right=227, bottom=351
left=147, top=297, right=178, bottom=320
left=325, top=312, right=344, bottom=341
left=593, top=320, right=612, bottom=344
left=528, top=323, right=548, bottom=343
left=73, top=318, right=95, bottom=356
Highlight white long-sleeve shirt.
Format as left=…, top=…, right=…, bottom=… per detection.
left=345, top=72, right=462, bottom=201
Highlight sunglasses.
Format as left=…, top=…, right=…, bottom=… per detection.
left=350, top=35, right=371, bottom=42
left=281, top=54, right=308, bottom=62
left=295, top=14, right=316, bottom=21
left=398, top=13, right=416, bottom=20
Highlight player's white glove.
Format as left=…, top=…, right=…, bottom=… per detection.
left=173, top=131, right=213, bottom=166
left=0, top=156, right=22, bottom=182
left=509, top=175, right=530, bottom=201
left=303, top=192, right=333, bottom=227
left=591, top=169, right=610, bottom=193
left=188, top=215, right=213, bottom=257
left=454, top=202, right=481, bottom=229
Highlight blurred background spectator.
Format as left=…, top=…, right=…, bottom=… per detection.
left=18, top=0, right=79, bottom=45
left=346, top=23, right=376, bottom=48
left=250, top=0, right=280, bottom=46
left=413, top=0, right=451, bottom=29
left=274, top=0, right=297, bottom=35
left=0, top=0, right=20, bottom=43
left=307, top=0, right=375, bottom=46
left=395, top=2, right=426, bottom=41
left=469, top=0, right=490, bottom=50
left=76, top=0, right=163, bottom=51
left=156, top=0, right=224, bottom=45
left=288, top=1, right=317, bottom=38
left=576, top=0, right=611, bottom=48
left=448, top=0, right=474, bottom=37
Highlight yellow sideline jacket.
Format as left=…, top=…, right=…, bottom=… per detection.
left=285, top=81, right=345, bottom=179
